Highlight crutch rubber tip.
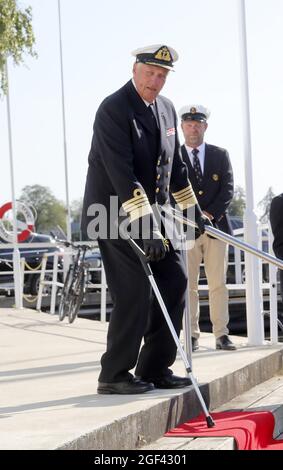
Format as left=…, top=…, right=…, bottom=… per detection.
left=206, top=416, right=215, bottom=428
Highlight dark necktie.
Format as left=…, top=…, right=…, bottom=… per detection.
left=149, top=103, right=159, bottom=129
left=192, top=148, right=203, bottom=185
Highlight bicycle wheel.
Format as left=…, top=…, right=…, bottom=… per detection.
left=58, top=266, right=73, bottom=321
left=68, top=268, right=86, bottom=323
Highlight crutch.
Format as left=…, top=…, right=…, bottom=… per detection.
left=121, top=228, right=215, bottom=428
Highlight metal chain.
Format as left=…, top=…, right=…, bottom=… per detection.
left=24, top=260, right=43, bottom=271
left=22, top=294, right=38, bottom=302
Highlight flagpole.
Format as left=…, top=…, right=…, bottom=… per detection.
left=5, top=60, right=23, bottom=309
left=58, top=0, right=72, bottom=242
left=238, top=0, right=264, bottom=345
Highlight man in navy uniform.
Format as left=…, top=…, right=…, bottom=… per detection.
left=270, top=194, right=283, bottom=305
left=82, top=45, right=211, bottom=394
left=179, top=105, right=236, bottom=351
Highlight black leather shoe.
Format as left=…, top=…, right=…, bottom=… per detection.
left=140, top=374, right=191, bottom=389
left=192, top=337, right=199, bottom=352
left=216, top=335, right=237, bottom=351
left=97, top=379, right=154, bottom=395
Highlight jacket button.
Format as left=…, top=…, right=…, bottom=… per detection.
left=167, top=172, right=170, bottom=178
left=156, top=187, right=160, bottom=193
left=198, top=190, right=204, bottom=195
left=156, top=174, right=161, bottom=180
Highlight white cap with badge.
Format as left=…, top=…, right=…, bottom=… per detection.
left=179, top=105, right=210, bottom=122
left=131, top=44, right=178, bottom=70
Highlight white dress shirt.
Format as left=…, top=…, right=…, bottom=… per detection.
left=185, top=142, right=206, bottom=174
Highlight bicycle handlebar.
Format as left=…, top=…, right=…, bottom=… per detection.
left=54, top=239, right=94, bottom=250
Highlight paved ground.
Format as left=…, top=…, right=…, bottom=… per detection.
left=1, top=307, right=283, bottom=450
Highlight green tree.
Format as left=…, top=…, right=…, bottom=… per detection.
left=19, top=185, right=67, bottom=234
left=0, top=0, right=36, bottom=95
left=258, top=186, right=275, bottom=223
left=228, top=185, right=246, bottom=217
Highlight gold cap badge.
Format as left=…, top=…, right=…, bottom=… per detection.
left=154, top=46, right=172, bottom=62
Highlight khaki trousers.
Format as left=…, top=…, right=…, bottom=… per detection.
left=187, top=233, right=229, bottom=339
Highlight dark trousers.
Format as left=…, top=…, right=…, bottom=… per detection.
left=98, top=238, right=187, bottom=383
left=273, top=247, right=283, bottom=305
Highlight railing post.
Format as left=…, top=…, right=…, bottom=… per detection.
left=36, top=254, right=47, bottom=312
left=50, top=253, right=59, bottom=315
left=13, top=248, right=23, bottom=309
left=234, top=247, right=242, bottom=284
left=258, top=225, right=264, bottom=321
left=20, top=257, right=25, bottom=303
left=268, top=225, right=278, bottom=343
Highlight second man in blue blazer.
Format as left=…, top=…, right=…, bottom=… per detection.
left=179, top=104, right=236, bottom=351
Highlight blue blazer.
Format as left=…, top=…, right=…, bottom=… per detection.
left=82, top=80, right=191, bottom=237
left=181, top=144, right=234, bottom=235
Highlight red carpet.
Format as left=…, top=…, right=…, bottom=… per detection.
left=165, top=411, right=283, bottom=450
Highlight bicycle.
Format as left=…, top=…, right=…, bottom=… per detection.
left=58, top=241, right=93, bottom=323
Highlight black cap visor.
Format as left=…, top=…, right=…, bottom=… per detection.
left=182, top=113, right=207, bottom=122
left=136, top=54, right=174, bottom=70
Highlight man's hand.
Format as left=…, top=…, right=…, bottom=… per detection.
left=203, top=211, right=214, bottom=221
left=124, top=213, right=169, bottom=263
left=195, top=204, right=213, bottom=234
left=143, top=231, right=169, bottom=262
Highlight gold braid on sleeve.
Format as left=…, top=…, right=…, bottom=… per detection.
left=172, top=184, right=198, bottom=210
left=122, top=189, right=153, bottom=222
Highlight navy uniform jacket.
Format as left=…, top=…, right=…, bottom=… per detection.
left=82, top=80, right=196, bottom=238
left=270, top=194, right=283, bottom=258
left=181, top=144, right=234, bottom=235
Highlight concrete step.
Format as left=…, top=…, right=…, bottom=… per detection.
left=1, top=308, right=283, bottom=450
left=143, top=374, right=283, bottom=450
left=143, top=435, right=235, bottom=450
left=216, top=374, right=283, bottom=438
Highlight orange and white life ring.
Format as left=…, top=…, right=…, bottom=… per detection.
left=0, top=201, right=35, bottom=242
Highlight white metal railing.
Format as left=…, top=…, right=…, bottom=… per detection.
left=1, top=227, right=281, bottom=340
left=196, top=223, right=281, bottom=343
left=0, top=241, right=108, bottom=320
left=0, top=243, right=63, bottom=299
left=31, top=226, right=283, bottom=338
left=36, top=251, right=64, bottom=314
left=34, top=245, right=108, bottom=322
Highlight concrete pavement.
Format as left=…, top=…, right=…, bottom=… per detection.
left=1, top=307, right=282, bottom=450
